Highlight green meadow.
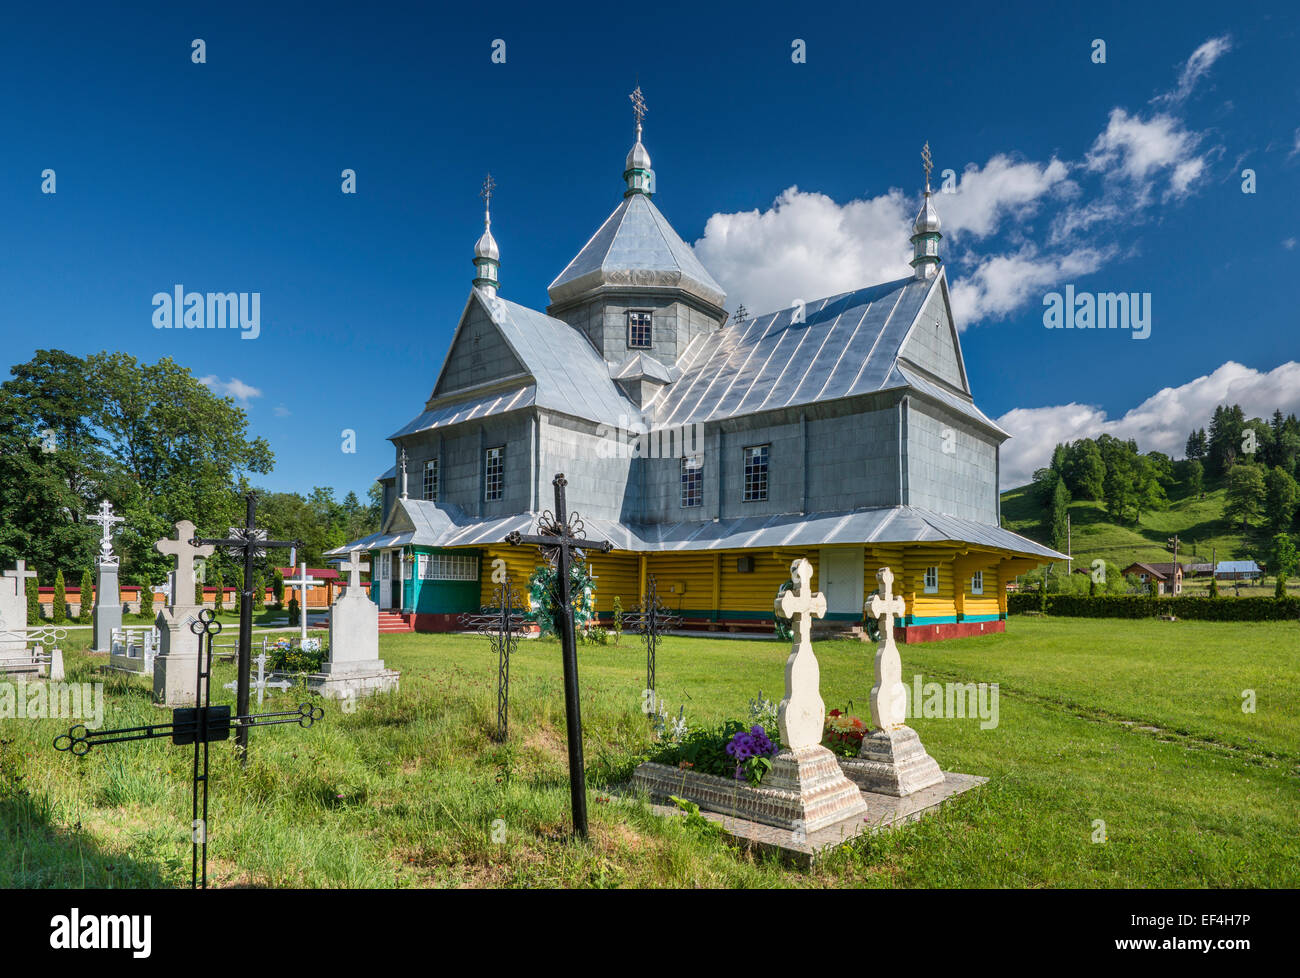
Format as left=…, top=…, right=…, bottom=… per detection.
left=2, top=616, right=1296, bottom=888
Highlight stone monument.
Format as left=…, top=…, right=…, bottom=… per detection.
left=152, top=520, right=214, bottom=706
left=759, top=558, right=870, bottom=831
left=1, top=560, right=36, bottom=656
left=839, top=566, right=945, bottom=796
left=289, top=550, right=398, bottom=700
left=88, top=500, right=125, bottom=652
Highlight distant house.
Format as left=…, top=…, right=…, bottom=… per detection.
left=1215, top=560, right=1262, bottom=581
left=1185, top=562, right=1215, bottom=578
left=1122, top=562, right=1184, bottom=595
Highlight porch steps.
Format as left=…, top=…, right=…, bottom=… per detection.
left=378, top=611, right=414, bottom=634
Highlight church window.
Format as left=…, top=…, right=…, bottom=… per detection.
left=423, top=459, right=439, bottom=501
left=680, top=456, right=703, bottom=507
left=924, top=566, right=938, bottom=593
left=970, top=570, right=983, bottom=595
left=484, top=446, right=505, bottom=501
left=628, top=311, right=652, bottom=349
left=420, top=553, right=479, bottom=581
left=743, top=444, right=769, bottom=502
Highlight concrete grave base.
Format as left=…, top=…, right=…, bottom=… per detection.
left=281, top=662, right=400, bottom=701
left=632, top=743, right=869, bottom=836
left=838, top=725, right=945, bottom=797
left=634, top=770, right=987, bottom=866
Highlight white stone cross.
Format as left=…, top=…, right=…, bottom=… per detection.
left=285, top=562, right=324, bottom=645
left=868, top=566, right=906, bottom=644
left=87, top=500, right=125, bottom=565
left=3, top=559, right=38, bottom=591
left=773, top=557, right=828, bottom=750
left=866, top=566, right=909, bottom=731
left=336, top=550, right=369, bottom=593
left=155, top=521, right=214, bottom=610
left=224, top=651, right=292, bottom=707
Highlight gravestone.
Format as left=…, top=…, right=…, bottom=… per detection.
left=87, top=500, right=125, bottom=652
left=152, top=521, right=215, bottom=706
left=839, top=566, right=944, bottom=796
left=284, top=562, right=323, bottom=644
left=291, top=551, right=398, bottom=700
left=1, top=560, right=36, bottom=656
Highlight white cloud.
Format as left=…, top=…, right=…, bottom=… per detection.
left=1154, top=35, right=1232, bottom=105
left=691, top=37, right=1222, bottom=327
left=996, top=361, right=1300, bottom=488
left=199, top=375, right=262, bottom=402
left=1283, top=237, right=1297, bottom=250
left=274, top=404, right=291, bottom=417
left=948, top=245, right=1111, bottom=326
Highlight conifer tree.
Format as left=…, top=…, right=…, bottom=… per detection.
left=53, top=570, right=67, bottom=623
left=79, top=569, right=94, bottom=624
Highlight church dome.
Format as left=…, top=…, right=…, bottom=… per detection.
left=547, top=193, right=727, bottom=309
left=625, top=138, right=651, bottom=173
left=913, top=194, right=941, bottom=235
left=475, top=227, right=499, bottom=261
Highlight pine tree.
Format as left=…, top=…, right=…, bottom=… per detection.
left=253, top=572, right=266, bottom=610
left=79, top=568, right=94, bottom=624
left=213, top=568, right=225, bottom=613
left=26, top=575, right=40, bottom=623
left=273, top=568, right=285, bottom=608
left=1049, top=478, right=1071, bottom=553
left=52, top=570, right=67, bottom=623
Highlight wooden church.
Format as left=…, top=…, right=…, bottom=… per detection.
left=332, top=92, right=1063, bottom=642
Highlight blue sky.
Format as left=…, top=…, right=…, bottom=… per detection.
left=2, top=0, right=1297, bottom=495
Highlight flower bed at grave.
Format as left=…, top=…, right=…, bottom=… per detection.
left=823, top=709, right=869, bottom=757
left=267, top=637, right=325, bottom=673
left=647, top=719, right=781, bottom=785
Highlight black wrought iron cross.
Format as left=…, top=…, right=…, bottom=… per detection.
left=54, top=609, right=323, bottom=889
left=458, top=575, right=527, bottom=743
left=191, top=492, right=300, bottom=760
left=506, top=473, right=611, bottom=838
left=622, top=575, right=682, bottom=714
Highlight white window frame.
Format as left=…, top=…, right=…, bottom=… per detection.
left=970, top=570, right=983, bottom=595
left=923, top=566, right=939, bottom=594
left=680, top=455, right=703, bottom=508
left=419, top=553, right=480, bottom=581
left=423, top=459, right=439, bottom=502
left=742, top=444, right=769, bottom=502
left=484, top=446, right=504, bottom=501
left=627, top=310, right=652, bottom=349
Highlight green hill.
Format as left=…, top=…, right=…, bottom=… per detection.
left=1000, top=478, right=1269, bottom=575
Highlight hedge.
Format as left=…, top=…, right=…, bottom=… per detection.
left=1008, top=592, right=1300, bottom=621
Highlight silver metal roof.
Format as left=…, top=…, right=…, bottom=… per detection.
left=329, top=498, right=1064, bottom=561
left=390, top=290, right=633, bottom=439
left=547, top=193, right=726, bottom=308
left=610, top=352, right=677, bottom=384
left=647, top=273, right=1001, bottom=437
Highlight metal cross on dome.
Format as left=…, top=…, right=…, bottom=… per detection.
left=629, top=85, right=647, bottom=127
left=458, top=575, right=527, bottom=743
left=191, top=493, right=301, bottom=760
left=481, top=173, right=495, bottom=207
left=506, top=473, right=612, bottom=838
left=922, top=141, right=934, bottom=193
left=54, top=608, right=322, bottom=889
left=622, top=575, right=682, bottom=713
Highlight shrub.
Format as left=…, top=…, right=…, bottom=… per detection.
left=213, top=569, right=224, bottom=613
left=26, top=576, right=40, bottom=623
left=253, top=573, right=266, bottom=610
left=288, top=595, right=300, bottom=627
left=649, top=719, right=781, bottom=784
left=612, top=596, right=623, bottom=644
left=138, top=578, right=154, bottom=619
left=79, top=569, right=93, bottom=623
left=1007, top=592, right=1300, bottom=621
left=272, top=568, right=285, bottom=606
left=267, top=639, right=324, bottom=673
left=52, top=570, right=66, bottom=624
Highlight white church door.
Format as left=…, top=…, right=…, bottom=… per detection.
left=819, top=547, right=865, bottom=620
left=378, top=551, right=394, bottom=609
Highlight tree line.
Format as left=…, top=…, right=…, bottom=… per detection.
left=0, top=350, right=382, bottom=596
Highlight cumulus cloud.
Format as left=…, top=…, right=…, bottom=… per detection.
left=996, top=361, right=1300, bottom=489
left=199, top=375, right=262, bottom=402
left=693, top=37, right=1225, bottom=326
left=1154, top=35, right=1232, bottom=105
left=948, top=245, right=1111, bottom=326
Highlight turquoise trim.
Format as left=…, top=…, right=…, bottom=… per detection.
left=962, top=614, right=1001, bottom=623
left=903, top=615, right=958, bottom=626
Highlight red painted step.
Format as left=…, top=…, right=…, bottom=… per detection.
left=377, top=611, right=414, bottom=633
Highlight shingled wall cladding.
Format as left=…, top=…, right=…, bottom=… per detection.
left=903, top=399, right=998, bottom=524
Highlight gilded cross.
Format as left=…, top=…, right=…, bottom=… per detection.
left=868, top=566, right=906, bottom=644
left=776, top=558, right=827, bottom=647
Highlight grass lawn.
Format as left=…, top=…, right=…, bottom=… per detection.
left=2, top=616, right=1296, bottom=888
